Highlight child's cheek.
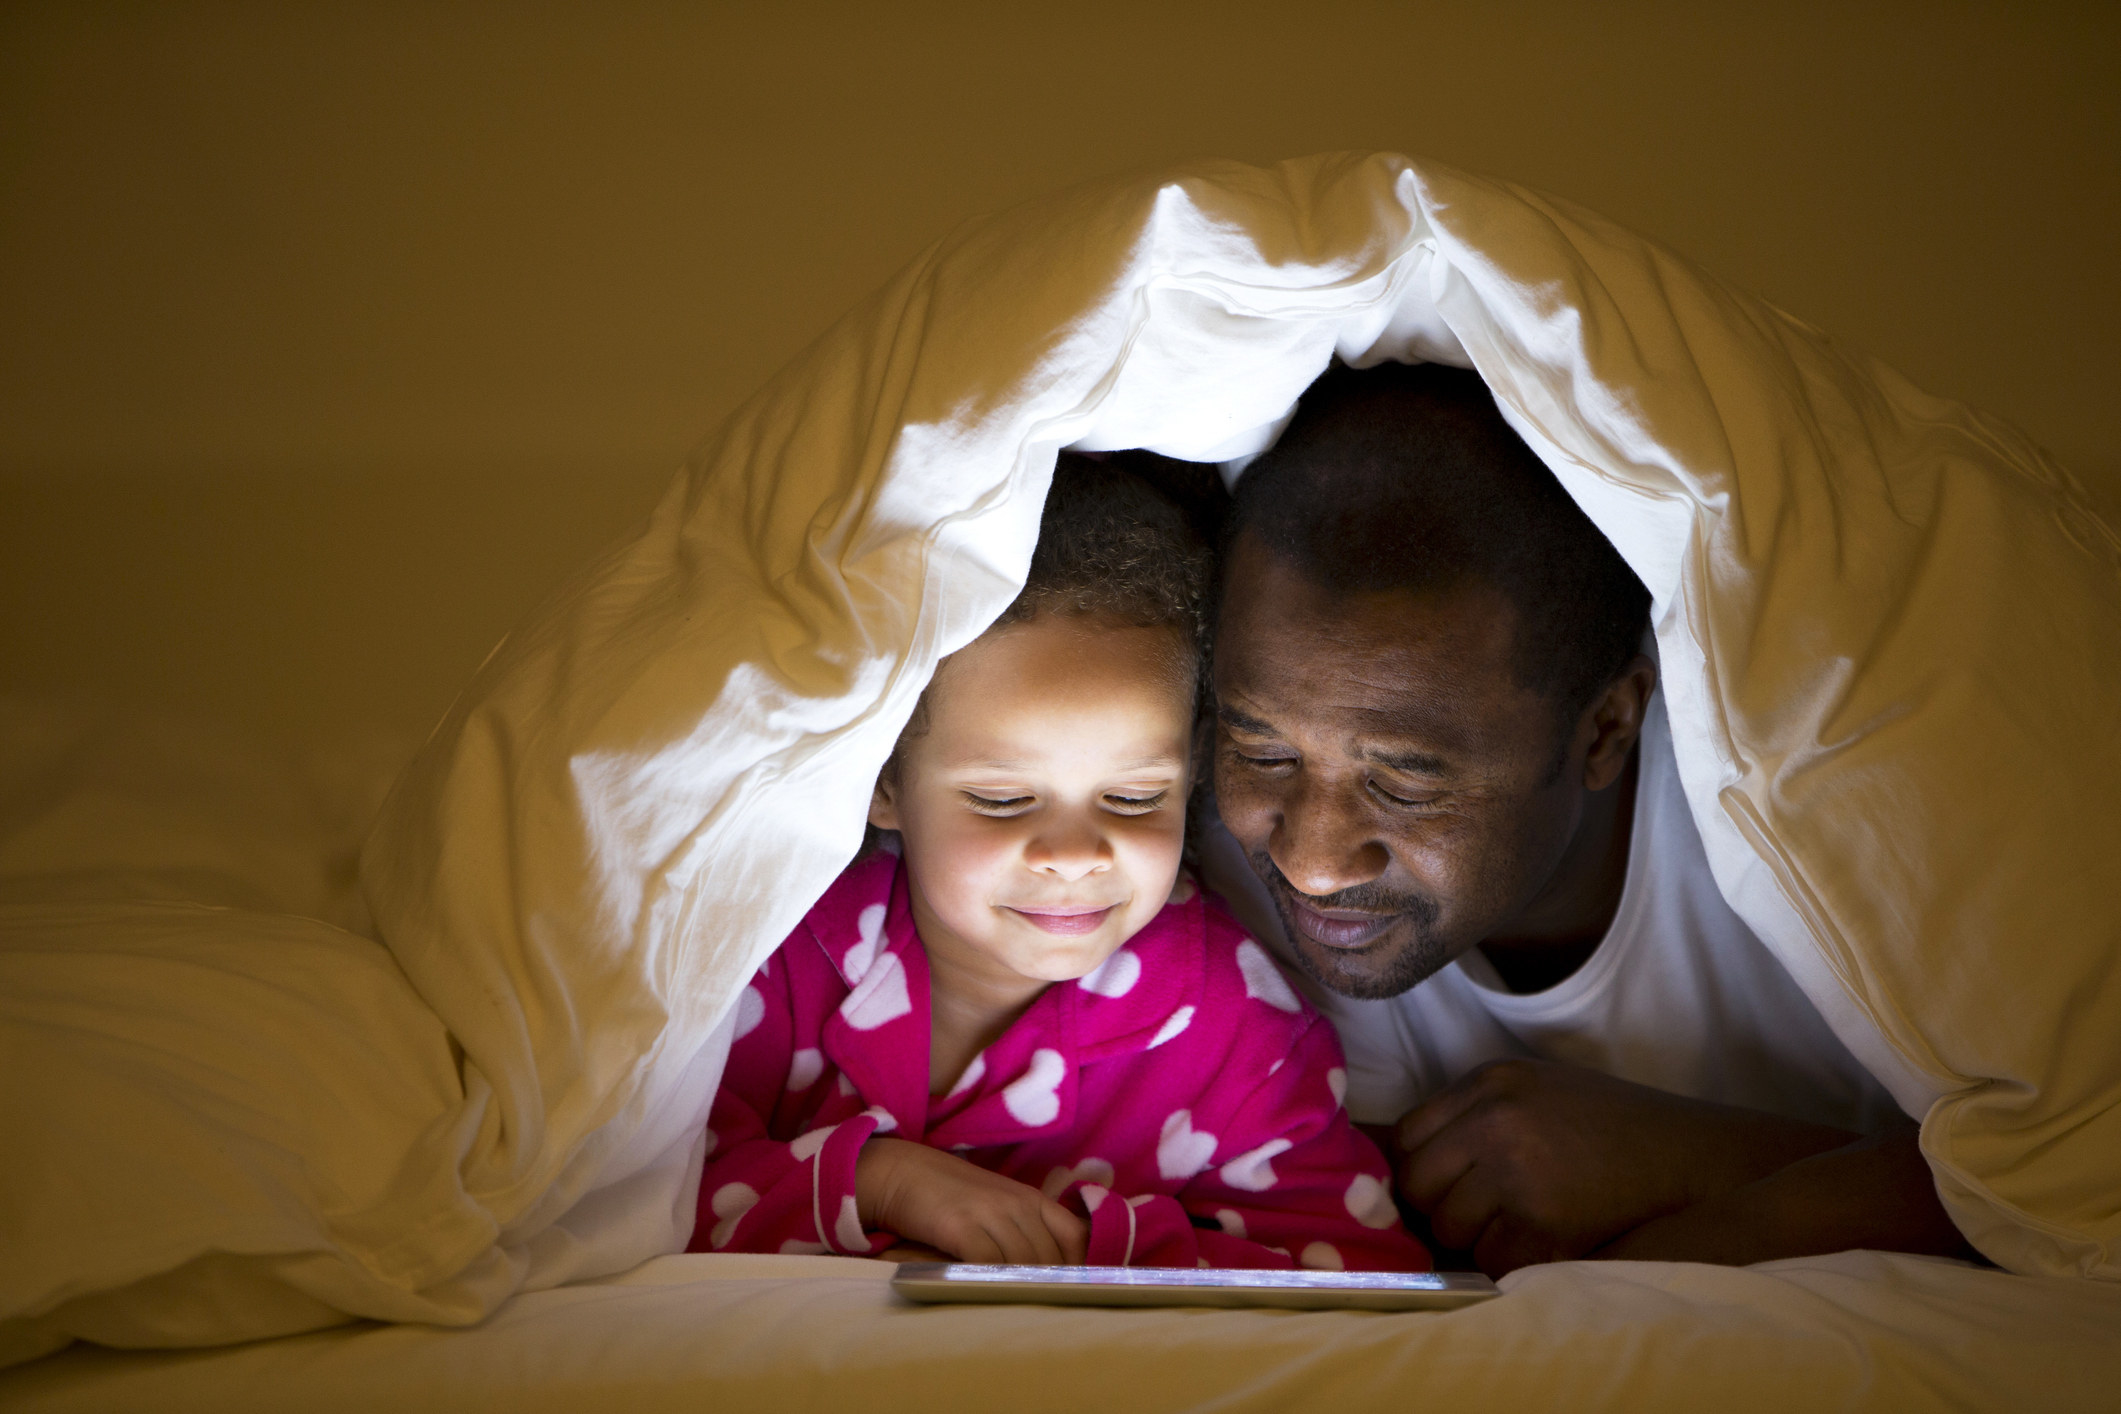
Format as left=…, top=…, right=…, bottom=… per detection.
left=1118, top=814, right=1186, bottom=897
left=925, top=812, right=1023, bottom=910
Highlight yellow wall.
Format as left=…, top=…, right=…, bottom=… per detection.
left=3, top=3, right=2116, bottom=738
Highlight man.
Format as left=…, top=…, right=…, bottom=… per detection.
left=1204, top=361, right=1973, bottom=1276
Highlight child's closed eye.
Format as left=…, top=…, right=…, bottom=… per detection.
left=962, top=792, right=1035, bottom=815
left=1102, top=790, right=1169, bottom=815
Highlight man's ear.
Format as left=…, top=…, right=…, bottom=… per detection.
left=867, top=772, right=902, bottom=832
left=1580, top=654, right=1658, bottom=792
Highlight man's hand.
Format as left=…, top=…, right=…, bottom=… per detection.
left=1393, top=1058, right=1855, bottom=1276
left=1594, top=1126, right=1974, bottom=1267
left=856, top=1137, right=1087, bottom=1266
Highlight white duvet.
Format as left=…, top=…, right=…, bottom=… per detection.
left=3, top=152, right=2117, bottom=1371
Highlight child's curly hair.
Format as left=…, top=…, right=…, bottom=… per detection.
left=869, top=455, right=1214, bottom=825
left=994, top=453, right=1212, bottom=656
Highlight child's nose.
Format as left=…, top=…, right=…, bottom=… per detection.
left=1024, top=819, right=1114, bottom=881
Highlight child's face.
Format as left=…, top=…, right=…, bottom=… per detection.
left=869, top=612, right=1194, bottom=988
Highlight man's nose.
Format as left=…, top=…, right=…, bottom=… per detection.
left=1269, top=778, right=1389, bottom=896
left=1024, top=817, right=1114, bottom=882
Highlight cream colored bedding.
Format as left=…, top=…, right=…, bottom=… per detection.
left=4, top=1251, right=2117, bottom=1413
left=1, top=705, right=2115, bottom=1407
left=3, top=151, right=2117, bottom=1379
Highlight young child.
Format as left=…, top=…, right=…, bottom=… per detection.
left=689, top=458, right=1428, bottom=1271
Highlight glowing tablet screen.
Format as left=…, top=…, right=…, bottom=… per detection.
left=937, top=1265, right=1451, bottom=1290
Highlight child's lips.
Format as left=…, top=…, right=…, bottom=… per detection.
left=1006, top=904, right=1120, bottom=936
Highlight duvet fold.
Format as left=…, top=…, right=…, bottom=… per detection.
left=5, top=150, right=2116, bottom=1360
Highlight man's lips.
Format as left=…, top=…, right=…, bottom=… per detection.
left=1005, top=904, right=1120, bottom=936
left=1285, top=897, right=1398, bottom=950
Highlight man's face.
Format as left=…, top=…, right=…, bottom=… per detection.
left=1212, top=535, right=1592, bottom=999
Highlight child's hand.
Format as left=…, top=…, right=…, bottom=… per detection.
left=856, top=1137, right=1087, bottom=1265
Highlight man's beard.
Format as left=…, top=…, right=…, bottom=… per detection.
left=1249, top=850, right=1451, bottom=1000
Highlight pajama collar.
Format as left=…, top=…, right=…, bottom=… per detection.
left=797, top=849, right=1210, bottom=1151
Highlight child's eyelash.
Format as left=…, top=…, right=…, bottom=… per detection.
left=961, top=791, right=1170, bottom=815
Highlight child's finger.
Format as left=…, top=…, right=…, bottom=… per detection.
left=1040, top=1201, right=1088, bottom=1265
left=1008, top=1208, right=1065, bottom=1266
left=987, top=1221, right=1036, bottom=1266
left=952, top=1222, right=1007, bottom=1265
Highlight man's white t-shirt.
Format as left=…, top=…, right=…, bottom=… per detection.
left=1203, top=696, right=1905, bottom=1134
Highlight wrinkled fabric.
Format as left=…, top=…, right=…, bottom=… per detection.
left=8, top=1251, right=2121, bottom=1414
left=6, top=149, right=2116, bottom=1363
left=690, top=851, right=1425, bottom=1271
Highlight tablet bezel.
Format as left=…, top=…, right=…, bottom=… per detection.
left=889, top=1262, right=1500, bottom=1312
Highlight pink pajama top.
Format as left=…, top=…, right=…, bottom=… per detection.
left=688, top=849, right=1429, bottom=1271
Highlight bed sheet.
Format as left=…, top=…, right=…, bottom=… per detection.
left=4, top=709, right=2118, bottom=1405
left=3, top=1251, right=2116, bottom=1413
left=11, top=155, right=2119, bottom=1362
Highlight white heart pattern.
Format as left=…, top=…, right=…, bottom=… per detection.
left=787, top=1047, right=825, bottom=1092
left=1327, top=1067, right=1347, bottom=1110
left=732, top=985, right=766, bottom=1041
left=1237, top=939, right=1302, bottom=1013
left=1300, top=1241, right=1344, bottom=1271
left=839, top=949, right=912, bottom=1031
left=834, top=1194, right=867, bottom=1252
left=1167, top=873, right=1198, bottom=905
left=1077, top=947, right=1140, bottom=998
left=1344, top=1172, right=1398, bottom=1229
left=1213, top=1208, right=1247, bottom=1239
left=1078, top=1183, right=1110, bottom=1215
left=1002, top=1047, right=1067, bottom=1127
left=1219, top=1137, right=1293, bottom=1192
left=945, top=1051, right=987, bottom=1098
left=862, top=1105, right=897, bottom=1134
left=701, top=1127, right=718, bottom=1157
left=788, top=1124, right=835, bottom=1162
left=842, top=903, right=888, bottom=984
left=778, top=1238, right=829, bottom=1255
left=1156, top=1109, right=1217, bottom=1181
left=1040, top=1156, right=1116, bottom=1199
left=1147, top=1005, right=1194, bottom=1049
left=707, top=1181, right=759, bottom=1249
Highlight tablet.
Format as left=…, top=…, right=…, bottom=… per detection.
left=890, top=1262, right=1500, bottom=1312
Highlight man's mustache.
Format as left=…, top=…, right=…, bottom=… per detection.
left=1248, top=851, right=1440, bottom=926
